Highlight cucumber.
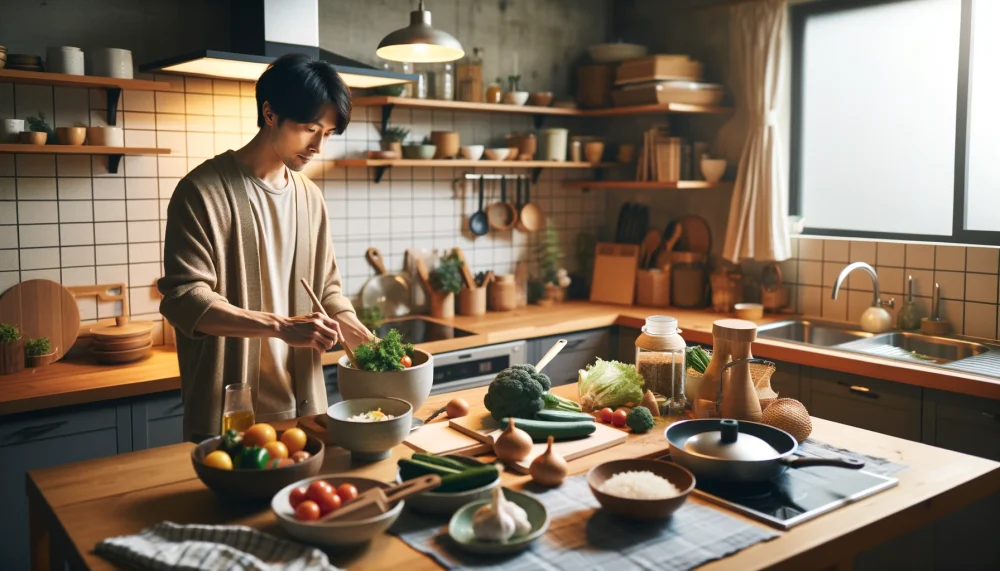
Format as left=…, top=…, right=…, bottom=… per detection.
left=435, top=465, right=500, bottom=494
left=535, top=410, right=596, bottom=423
left=411, top=453, right=472, bottom=472
left=500, top=417, right=596, bottom=442
left=398, top=458, right=462, bottom=480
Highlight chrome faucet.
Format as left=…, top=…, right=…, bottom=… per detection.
left=832, top=262, right=895, bottom=333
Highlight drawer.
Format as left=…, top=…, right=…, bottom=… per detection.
left=0, top=402, right=119, bottom=446
left=806, top=368, right=922, bottom=441
left=923, top=389, right=1000, bottom=461
left=541, top=329, right=612, bottom=386
left=141, top=390, right=185, bottom=420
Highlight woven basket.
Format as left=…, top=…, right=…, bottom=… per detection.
left=761, top=398, right=812, bottom=442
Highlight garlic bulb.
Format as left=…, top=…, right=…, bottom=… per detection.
left=503, top=494, right=532, bottom=537
left=473, top=486, right=516, bottom=542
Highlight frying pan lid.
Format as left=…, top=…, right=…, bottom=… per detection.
left=666, top=419, right=797, bottom=460
left=683, top=419, right=781, bottom=461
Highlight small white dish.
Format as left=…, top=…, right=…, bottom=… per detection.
left=502, top=91, right=529, bottom=106
left=460, top=145, right=485, bottom=161
left=700, top=158, right=727, bottom=183
left=484, top=148, right=510, bottom=161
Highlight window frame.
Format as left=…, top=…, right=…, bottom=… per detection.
left=789, top=0, right=999, bottom=246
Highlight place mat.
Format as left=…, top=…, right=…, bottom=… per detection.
left=390, top=475, right=779, bottom=570
left=799, top=439, right=908, bottom=477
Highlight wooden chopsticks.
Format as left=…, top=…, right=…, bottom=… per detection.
left=299, top=278, right=359, bottom=369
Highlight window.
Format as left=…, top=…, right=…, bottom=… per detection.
left=791, top=0, right=999, bottom=245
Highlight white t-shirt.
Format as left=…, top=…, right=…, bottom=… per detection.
left=237, top=157, right=298, bottom=422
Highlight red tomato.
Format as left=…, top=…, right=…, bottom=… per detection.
left=612, top=409, right=628, bottom=427
left=400, top=355, right=413, bottom=368
left=307, top=480, right=333, bottom=503
left=336, top=483, right=359, bottom=503
left=289, top=487, right=308, bottom=509
left=314, top=488, right=342, bottom=515
left=599, top=408, right=614, bottom=423
left=294, top=500, right=321, bottom=521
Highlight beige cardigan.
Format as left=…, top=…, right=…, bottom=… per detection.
left=158, top=152, right=355, bottom=441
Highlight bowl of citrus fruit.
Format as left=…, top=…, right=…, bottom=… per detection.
left=192, top=423, right=325, bottom=500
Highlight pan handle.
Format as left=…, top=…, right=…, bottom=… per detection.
left=782, top=456, right=865, bottom=470
left=714, top=358, right=776, bottom=411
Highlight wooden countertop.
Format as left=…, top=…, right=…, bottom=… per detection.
left=27, top=383, right=1000, bottom=571
left=4, top=301, right=1000, bottom=417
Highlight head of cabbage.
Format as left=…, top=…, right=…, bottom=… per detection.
left=576, top=358, right=645, bottom=411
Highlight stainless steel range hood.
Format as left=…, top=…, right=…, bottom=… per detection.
left=140, top=0, right=416, bottom=88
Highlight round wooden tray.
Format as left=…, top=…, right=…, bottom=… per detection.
left=91, top=341, right=152, bottom=364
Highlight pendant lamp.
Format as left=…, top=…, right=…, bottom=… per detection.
left=376, top=0, right=465, bottom=63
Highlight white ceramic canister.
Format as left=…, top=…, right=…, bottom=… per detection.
left=0, top=119, right=25, bottom=143
left=46, top=46, right=84, bottom=75
left=539, top=128, right=569, bottom=162
left=90, top=48, right=133, bottom=79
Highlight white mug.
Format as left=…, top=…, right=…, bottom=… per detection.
left=46, top=46, right=85, bottom=75
left=0, top=119, right=25, bottom=143
left=90, top=48, right=133, bottom=79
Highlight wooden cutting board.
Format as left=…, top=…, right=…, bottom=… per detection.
left=0, top=279, right=80, bottom=362
left=589, top=243, right=639, bottom=305
left=403, top=421, right=492, bottom=456
left=449, top=412, right=628, bottom=474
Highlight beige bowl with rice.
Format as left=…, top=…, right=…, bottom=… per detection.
left=587, top=459, right=694, bottom=520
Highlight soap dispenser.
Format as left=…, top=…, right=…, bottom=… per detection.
left=896, top=275, right=922, bottom=330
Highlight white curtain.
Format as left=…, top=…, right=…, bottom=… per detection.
left=722, top=0, right=791, bottom=263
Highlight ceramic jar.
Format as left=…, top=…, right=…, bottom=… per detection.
left=46, top=46, right=84, bottom=75
left=539, top=128, right=568, bottom=162
left=0, top=119, right=24, bottom=143
left=90, top=48, right=133, bottom=79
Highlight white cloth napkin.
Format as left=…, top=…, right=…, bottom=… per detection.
left=95, top=521, right=340, bottom=571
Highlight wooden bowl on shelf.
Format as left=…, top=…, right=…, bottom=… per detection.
left=19, top=131, right=47, bottom=145
left=56, top=127, right=86, bottom=146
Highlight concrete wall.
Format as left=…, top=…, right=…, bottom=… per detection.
left=318, top=0, right=612, bottom=97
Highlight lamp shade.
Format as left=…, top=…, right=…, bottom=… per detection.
left=376, top=2, right=464, bottom=63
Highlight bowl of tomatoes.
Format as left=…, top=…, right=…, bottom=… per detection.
left=192, top=424, right=325, bottom=501
left=271, top=475, right=404, bottom=546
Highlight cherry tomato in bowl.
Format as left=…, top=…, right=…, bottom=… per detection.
left=336, top=483, right=359, bottom=503
left=289, top=486, right=308, bottom=509
left=400, top=355, right=412, bottom=368
left=294, top=500, right=321, bottom=521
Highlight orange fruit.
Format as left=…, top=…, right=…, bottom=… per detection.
left=264, top=440, right=289, bottom=460
left=280, top=428, right=308, bottom=454
left=203, top=450, right=233, bottom=470
left=243, top=423, right=277, bottom=447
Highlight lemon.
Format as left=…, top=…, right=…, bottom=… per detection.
left=204, top=450, right=233, bottom=470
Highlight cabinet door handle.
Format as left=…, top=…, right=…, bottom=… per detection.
left=839, top=383, right=880, bottom=399
left=12, top=420, right=69, bottom=438
left=168, top=401, right=185, bottom=413
left=982, top=412, right=1000, bottom=422
left=565, top=339, right=586, bottom=351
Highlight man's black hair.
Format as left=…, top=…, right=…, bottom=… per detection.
left=255, top=53, right=352, bottom=134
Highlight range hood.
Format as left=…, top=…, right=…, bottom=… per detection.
left=140, top=0, right=416, bottom=88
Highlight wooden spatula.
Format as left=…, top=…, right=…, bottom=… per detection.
left=534, top=339, right=567, bottom=373
left=299, top=278, right=359, bottom=369
left=453, top=247, right=477, bottom=290
left=317, top=474, right=441, bottom=522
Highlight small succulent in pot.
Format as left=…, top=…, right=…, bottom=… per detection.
left=0, top=322, right=25, bottom=375
left=379, top=125, right=409, bottom=155
left=534, top=223, right=570, bottom=303
left=507, top=74, right=521, bottom=92
left=25, top=337, right=52, bottom=357
left=25, top=112, right=56, bottom=144
left=0, top=323, right=21, bottom=344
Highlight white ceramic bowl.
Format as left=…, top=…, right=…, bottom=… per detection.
left=588, top=43, right=648, bottom=63
left=700, top=158, right=727, bottom=183
left=326, top=397, right=413, bottom=462
left=485, top=148, right=510, bottom=161
left=272, top=475, right=404, bottom=547
left=460, top=145, right=485, bottom=160
left=86, top=126, right=123, bottom=147
left=336, top=349, right=433, bottom=411
left=502, top=91, right=530, bottom=106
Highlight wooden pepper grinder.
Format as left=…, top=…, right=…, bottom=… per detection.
left=696, top=319, right=760, bottom=421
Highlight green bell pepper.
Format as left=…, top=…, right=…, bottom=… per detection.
left=220, top=429, right=243, bottom=457
left=237, top=446, right=270, bottom=470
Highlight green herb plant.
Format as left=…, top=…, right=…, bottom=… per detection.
left=0, top=323, right=21, bottom=343
left=352, top=328, right=414, bottom=372
left=25, top=337, right=52, bottom=357
left=507, top=74, right=521, bottom=92
left=26, top=112, right=52, bottom=133
left=421, top=135, right=433, bottom=145
left=379, top=125, right=410, bottom=143
left=430, top=251, right=463, bottom=295
left=534, top=222, right=563, bottom=285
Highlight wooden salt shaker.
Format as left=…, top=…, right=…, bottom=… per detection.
left=717, top=319, right=761, bottom=421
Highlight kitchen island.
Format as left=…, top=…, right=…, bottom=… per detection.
left=27, top=383, right=1000, bottom=571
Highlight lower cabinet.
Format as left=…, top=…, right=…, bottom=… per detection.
left=131, top=390, right=186, bottom=450
left=529, top=328, right=611, bottom=386
left=803, top=367, right=922, bottom=442
left=0, top=401, right=131, bottom=571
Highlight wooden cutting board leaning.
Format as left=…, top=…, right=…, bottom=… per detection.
left=0, top=279, right=80, bottom=363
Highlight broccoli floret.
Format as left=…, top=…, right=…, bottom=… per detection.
left=484, top=367, right=547, bottom=421
left=509, top=364, right=552, bottom=391
left=626, top=406, right=655, bottom=434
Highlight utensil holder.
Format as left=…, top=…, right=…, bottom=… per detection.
left=635, top=269, right=671, bottom=307
left=488, top=277, right=517, bottom=311
left=458, top=287, right=487, bottom=316
left=429, top=292, right=455, bottom=319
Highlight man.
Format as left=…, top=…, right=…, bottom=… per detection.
left=158, top=54, right=370, bottom=442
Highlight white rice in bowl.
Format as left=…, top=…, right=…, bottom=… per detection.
left=346, top=408, right=395, bottom=422
left=598, top=470, right=681, bottom=499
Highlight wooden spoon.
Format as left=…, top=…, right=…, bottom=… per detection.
left=534, top=339, right=567, bottom=372
left=453, top=247, right=477, bottom=290
left=640, top=229, right=662, bottom=270
left=300, top=278, right=359, bottom=369
left=317, top=474, right=441, bottom=522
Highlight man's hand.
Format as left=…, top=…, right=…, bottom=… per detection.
left=278, top=312, right=343, bottom=352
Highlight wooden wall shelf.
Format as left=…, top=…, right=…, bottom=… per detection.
left=0, top=145, right=170, bottom=174
left=562, top=180, right=727, bottom=190
left=0, top=69, right=170, bottom=127
left=334, top=158, right=619, bottom=183
left=352, top=95, right=732, bottom=131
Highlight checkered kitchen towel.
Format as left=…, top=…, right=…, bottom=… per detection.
left=95, top=521, right=341, bottom=571
left=391, top=474, right=779, bottom=571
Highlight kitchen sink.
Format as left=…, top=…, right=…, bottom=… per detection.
left=756, top=319, right=874, bottom=347
left=840, top=332, right=989, bottom=365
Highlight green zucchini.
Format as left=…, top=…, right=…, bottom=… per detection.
left=435, top=465, right=499, bottom=493
left=411, top=453, right=472, bottom=472
left=535, top=410, right=596, bottom=423
left=500, top=417, right=596, bottom=442
left=398, top=458, right=462, bottom=480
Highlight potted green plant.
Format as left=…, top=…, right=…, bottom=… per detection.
left=25, top=336, right=56, bottom=368
left=21, top=112, right=53, bottom=145
left=0, top=323, right=25, bottom=375
left=503, top=74, right=528, bottom=106
left=378, top=125, right=409, bottom=157
left=428, top=251, right=464, bottom=318
left=534, top=223, right=571, bottom=305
